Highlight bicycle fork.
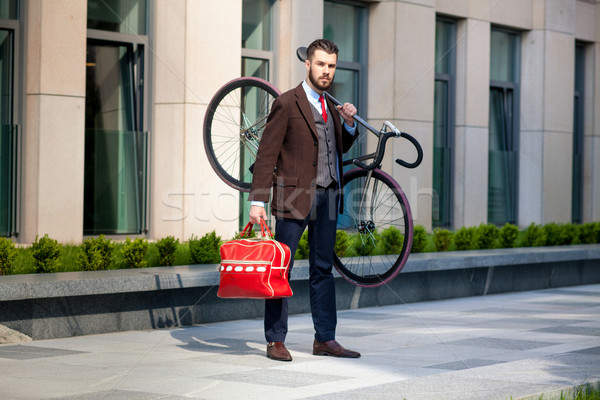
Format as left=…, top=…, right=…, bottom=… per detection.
left=357, top=170, right=378, bottom=243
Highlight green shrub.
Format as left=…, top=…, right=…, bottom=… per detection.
left=380, top=226, right=404, bottom=255
left=189, top=231, right=221, bottom=264
left=353, top=230, right=380, bottom=256
left=543, top=222, right=575, bottom=246
left=411, top=225, right=427, bottom=253
left=433, top=228, right=452, bottom=251
left=156, top=236, right=179, bottom=266
left=0, top=237, right=17, bottom=275
left=78, top=235, right=114, bottom=271
left=294, top=230, right=309, bottom=260
left=577, top=223, right=596, bottom=244
left=522, top=223, right=547, bottom=247
left=335, top=230, right=351, bottom=256
left=31, top=234, right=62, bottom=273
left=498, top=223, right=519, bottom=248
left=473, top=224, right=499, bottom=249
left=233, top=227, right=256, bottom=239
left=122, top=237, right=148, bottom=269
left=454, top=226, right=475, bottom=250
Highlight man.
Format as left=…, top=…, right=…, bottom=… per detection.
left=248, top=39, right=360, bottom=362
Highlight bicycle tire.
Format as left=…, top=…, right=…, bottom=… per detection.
left=334, top=168, right=413, bottom=287
left=203, top=77, right=281, bottom=192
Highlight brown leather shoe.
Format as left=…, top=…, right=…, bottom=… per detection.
left=266, top=342, right=292, bottom=361
left=313, top=339, right=361, bottom=358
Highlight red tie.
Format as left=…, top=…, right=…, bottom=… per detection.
left=319, top=95, right=328, bottom=123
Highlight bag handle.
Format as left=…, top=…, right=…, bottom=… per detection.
left=239, top=219, right=273, bottom=240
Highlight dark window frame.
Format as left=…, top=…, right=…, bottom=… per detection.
left=0, top=12, right=20, bottom=237
left=84, top=7, right=150, bottom=236
left=488, top=27, right=520, bottom=226
left=433, top=16, right=456, bottom=228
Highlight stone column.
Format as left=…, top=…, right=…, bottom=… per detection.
left=520, top=0, right=575, bottom=225
left=150, top=0, right=242, bottom=241
left=453, top=17, right=490, bottom=228
left=368, top=0, right=435, bottom=230
left=21, top=0, right=87, bottom=244
left=275, top=0, right=323, bottom=92
left=585, top=7, right=600, bottom=221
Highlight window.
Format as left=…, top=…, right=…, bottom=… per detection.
left=488, top=28, right=520, bottom=226
left=572, top=42, right=585, bottom=223
left=84, top=0, right=148, bottom=235
left=433, top=18, right=456, bottom=228
left=242, top=0, right=274, bottom=79
left=240, top=0, right=275, bottom=230
left=324, top=0, right=367, bottom=165
left=0, top=0, right=18, bottom=237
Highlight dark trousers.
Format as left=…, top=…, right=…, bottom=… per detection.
left=264, top=186, right=338, bottom=343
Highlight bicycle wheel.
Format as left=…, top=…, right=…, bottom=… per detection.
left=334, top=168, right=413, bottom=287
left=203, top=77, right=281, bottom=192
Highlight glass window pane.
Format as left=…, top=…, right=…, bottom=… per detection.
left=435, top=20, right=453, bottom=75
left=0, top=0, right=18, bottom=20
left=88, top=0, right=147, bottom=35
left=324, top=2, right=361, bottom=63
left=488, top=88, right=516, bottom=225
left=572, top=43, right=585, bottom=223
left=239, top=57, right=270, bottom=229
left=242, top=0, right=273, bottom=51
left=329, top=69, right=362, bottom=169
left=0, top=29, right=14, bottom=236
left=433, top=80, right=449, bottom=226
left=242, top=57, right=269, bottom=79
left=490, top=30, right=518, bottom=82
left=85, top=41, right=146, bottom=234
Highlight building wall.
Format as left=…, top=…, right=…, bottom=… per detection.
left=10, top=0, right=600, bottom=244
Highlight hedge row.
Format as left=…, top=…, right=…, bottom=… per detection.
left=1, top=221, right=599, bottom=275
left=411, top=222, right=600, bottom=253
left=0, top=232, right=222, bottom=275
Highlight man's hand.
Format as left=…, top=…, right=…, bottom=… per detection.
left=337, top=102, right=357, bottom=126
left=249, top=205, right=268, bottom=225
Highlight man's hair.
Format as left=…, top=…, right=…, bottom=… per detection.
left=306, top=39, right=339, bottom=60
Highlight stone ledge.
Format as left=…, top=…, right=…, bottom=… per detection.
left=1, top=245, right=599, bottom=340
left=1, top=244, right=599, bottom=302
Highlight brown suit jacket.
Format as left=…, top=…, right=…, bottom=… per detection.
left=249, top=83, right=357, bottom=219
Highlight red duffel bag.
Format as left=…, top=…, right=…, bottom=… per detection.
left=217, top=220, right=293, bottom=299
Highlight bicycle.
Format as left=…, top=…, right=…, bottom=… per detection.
left=203, top=47, right=423, bottom=288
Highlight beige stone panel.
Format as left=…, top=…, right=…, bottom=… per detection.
left=276, top=0, right=324, bottom=91
left=435, top=0, right=469, bottom=18
left=544, top=0, right=575, bottom=34
left=393, top=2, right=435, bottom=122
left=543, top=30, right=574, bottom=134
left=518, top=130, right=544, bottom=226
left=26, top=0, right=87, bottom=96
left=152, top=0, right=186, bottom=104
left=489, top=0, right=532, bottom=30
left=520, top=30, right=545, bottom=132
left=455, top=19, right=490, bottom=128
left=390, top=120, right=433, bottom=230
left=575, top=0, right=596, bottom=41
left=22, top=95, right=85, bottom=244
left=583, top=135, right=600, bottom=221
left=467, top=0, right=494, bottom=21
left=148, top=103, right=185, bottom=241
left=367, top=1, right=396, bottom=121
left=532, top=0, right=546, bottom=30
left=542, top=131, right=572, bottom=223
left=183, top=103, right=239, bottom=240
left=185, top=0, right=242, bottom=104
left=453, top=126, right=489, bottom=228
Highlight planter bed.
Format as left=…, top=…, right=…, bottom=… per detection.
left=1, top=245, right=599, bottom=340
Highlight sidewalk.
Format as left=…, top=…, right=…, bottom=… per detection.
left=0, top=284, right=599, bottom=400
